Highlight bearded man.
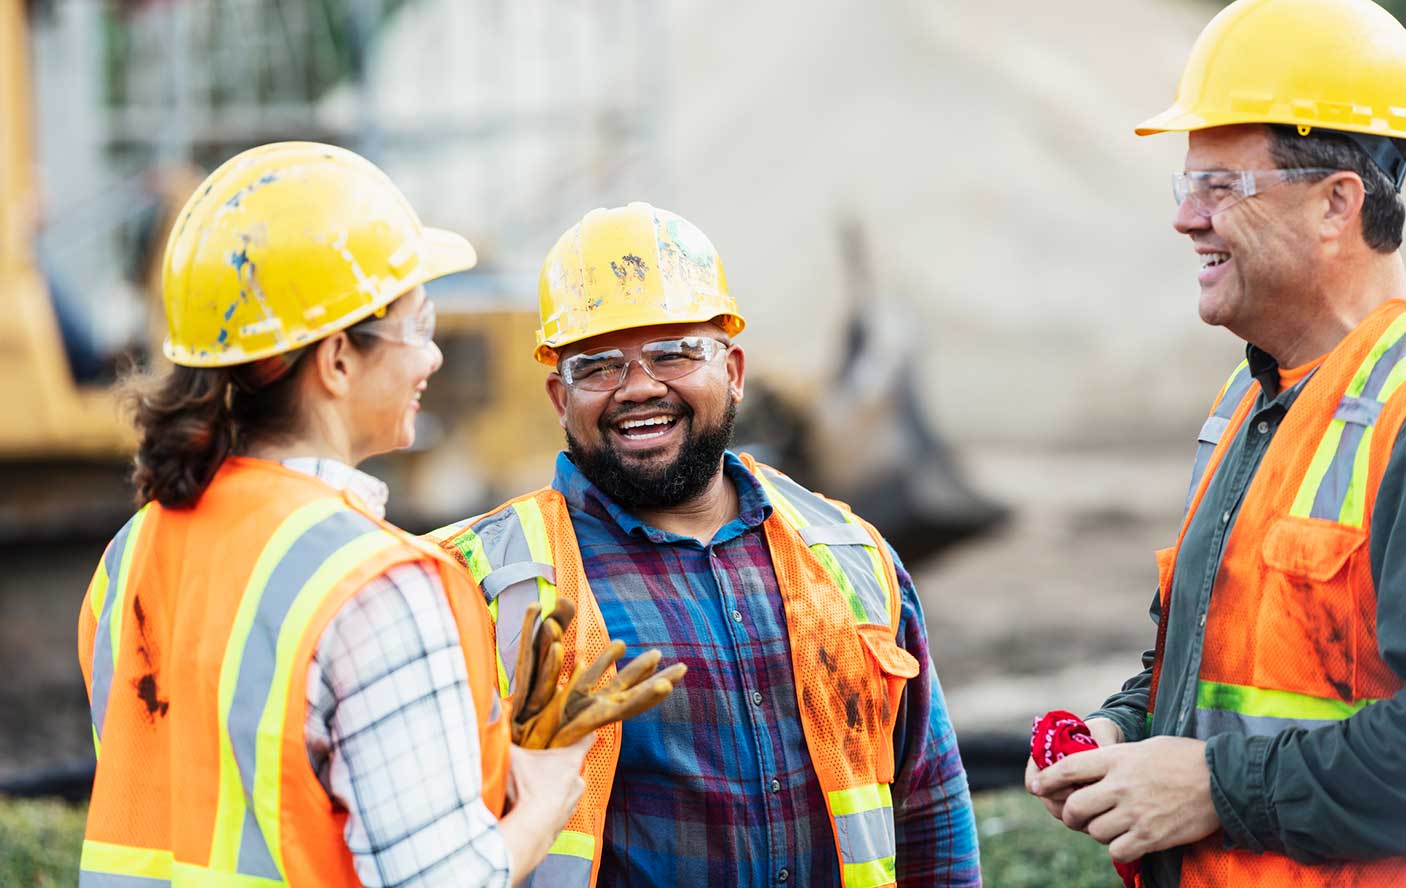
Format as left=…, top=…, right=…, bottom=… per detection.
left=431, top=203, right=979, bottom=888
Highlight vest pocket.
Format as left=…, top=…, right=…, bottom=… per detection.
left=1255, top=516, right=1363, bottom=697
left=856, top=623, right=920, bottom=784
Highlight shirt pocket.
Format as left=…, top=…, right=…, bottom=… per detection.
left=1255, top=516, right=1364, bottom=699
left=856, top=623, right=920, bottom=784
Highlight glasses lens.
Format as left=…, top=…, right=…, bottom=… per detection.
left=641, top=337, right=717, bottom=382
left=563, top=350, right=627, bottom=391
left=413, top=301, right=436, bottom=346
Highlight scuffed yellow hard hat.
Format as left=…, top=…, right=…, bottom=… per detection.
left=1137, top=0, right=1406, bottom=140
left=534, top=202, right=745, bottom=367
left=161, top=141, right=477, bottom=367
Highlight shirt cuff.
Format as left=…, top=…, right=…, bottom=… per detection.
left=1086, top=706, right=1148, bottom=744
left=1205, top=732, right=1284, bottom=855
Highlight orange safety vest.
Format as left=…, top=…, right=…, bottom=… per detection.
left=431, top=454, right=920, bottom=888
left=1151, top=300, right=1406, bottom=886
left=76, top=457, right=509, bottom=887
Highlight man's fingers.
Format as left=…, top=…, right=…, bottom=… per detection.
left=1035, top=746, right=1112, bottom=795
left=1085, top=807, right=1134, bottom=845
left=1061, top=782, right=1117, bottom=832
left=1109, top=830, right=1148, bottom=864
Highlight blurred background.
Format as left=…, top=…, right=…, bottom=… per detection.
left=7, top=0, right=1396, bottom=882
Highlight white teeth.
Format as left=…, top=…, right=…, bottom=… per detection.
left=1201, top=252, right=1231, bottom=269
left=620, top=416, right=674, bottom=430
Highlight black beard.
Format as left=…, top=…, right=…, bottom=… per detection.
left=567, top=399, right=736, bottom=509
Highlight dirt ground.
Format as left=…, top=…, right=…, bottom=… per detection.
left=0, top=444, right=1190, bottom=781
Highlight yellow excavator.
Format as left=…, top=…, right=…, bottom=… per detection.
left=1, top=0, right=1003, bottom=559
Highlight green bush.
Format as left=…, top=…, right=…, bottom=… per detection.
left=0, top=796, right=86, bottom=887
left=4, top=789, right=1120, bottom=885
left=977, top=788, right=1122, bottom=888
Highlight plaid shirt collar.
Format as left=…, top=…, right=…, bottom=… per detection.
left=551, top=449, right=773, bottom=545
left=280, top=456, right=390, bottom=519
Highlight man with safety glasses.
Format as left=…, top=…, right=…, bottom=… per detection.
left=1027, top=0, right=1406, bottom=885
left=431, top=202, right=979, bottom=887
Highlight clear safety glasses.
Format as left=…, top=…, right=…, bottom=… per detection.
left=559, top=336, right=729, bottom=391
left=1172, top=167, right=1338, bottom=218
left=353, top=300, right=437, bottom=348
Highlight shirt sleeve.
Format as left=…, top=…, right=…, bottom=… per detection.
left=304, top=561, right=511, bottom=888
left=886, top=545, right=982, bottom=887
left=1203, top=425, right=1406, bottom=862
left=1086, top=591, right=1160, bottom=744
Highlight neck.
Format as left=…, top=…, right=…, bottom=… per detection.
left=632, top=464, right=740, bottom=543
left=241, top=403, right=359, bottom=467
left=1254, top=252, right=1406, bottom=368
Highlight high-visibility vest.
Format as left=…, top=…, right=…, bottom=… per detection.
left=1151, top=300, right=1406, bottom=886
left=76, top=457, right=510, bottom=887
left=431, top=454, right=920, bottom=888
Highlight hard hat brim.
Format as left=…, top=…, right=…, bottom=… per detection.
left=534, top=311, right=746, bottom=368
left=419, top=226, right=478, bottom=280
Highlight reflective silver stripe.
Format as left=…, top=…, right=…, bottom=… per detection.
left=1185, top=363, right=1254, bottom=513
left=833, top=806, right=897, bottom=869
left=1309, top=418, right=1373, bottom=521
left=523, top=852, right=593, bottom=887
left=760, top=466, right=891, bottom=626
left=799, top=524, right=875, bottom=547
left=1309, top=338, right=1406, bottom=522
left=1194, top=708, right=1344, bottom=739
left=90, top=512, right=144, bottom=746
left=79, top=873, right=170, bottom=888
left=226, top=509, right=379, bottom=878
left=1334, top=395, right=1385, bottom=426
left=481, top=561, right=556, bottom=601
left=469, top=508, right=547, bottom=694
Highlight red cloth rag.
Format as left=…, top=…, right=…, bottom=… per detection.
left=1030, top=710, right=1141, bottom=888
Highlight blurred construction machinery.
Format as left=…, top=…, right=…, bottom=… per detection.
left=2, top=0, right=1003, bottom=560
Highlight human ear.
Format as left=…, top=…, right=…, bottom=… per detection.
left=1320, top=172, right=1367, bottom=244
left=545, top=373, right=570, bottom=429
left=311, top=333, right=357, bottom=399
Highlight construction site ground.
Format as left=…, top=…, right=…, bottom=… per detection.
left=0, top=443, right=1187, bottom=781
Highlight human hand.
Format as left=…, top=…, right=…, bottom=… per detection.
left=500, top=733, right=596, bottom=884
left=1032, top=736, right=1221, bottom=862
left=1086, top=717, right=1124, bottom=748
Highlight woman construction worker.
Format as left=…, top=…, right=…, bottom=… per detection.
left=73, top=142, right=594, bottom=887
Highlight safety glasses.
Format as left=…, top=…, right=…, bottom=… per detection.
left=1172, top=167, right=1338, bottom=218
left=353, top=299, right=437, bottom=348
left=559, top=336, right=729, bottom=391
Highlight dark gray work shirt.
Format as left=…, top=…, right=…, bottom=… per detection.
left=1091, top=344, right=1406, bottom=887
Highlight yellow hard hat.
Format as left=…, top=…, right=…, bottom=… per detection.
left=161, top=141, right=477, bottom=367
left=1137, top=0, right=1406, bottom=142
left=534, top=202, right=745, bottom=367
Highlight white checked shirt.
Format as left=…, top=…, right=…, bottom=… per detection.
left=287, top=458, right=511, bottom=888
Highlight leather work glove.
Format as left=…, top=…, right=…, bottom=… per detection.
left=509, top=600, right=687, bottom=749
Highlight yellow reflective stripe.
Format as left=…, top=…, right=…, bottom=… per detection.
left=1197, top=679, right=1377, bottom=721
left=1339, top=423, right=1376, bottom=528
left=253, top=530, right=400, bottom=875
left=452, top=530, right=494, bottom=585
left=1291, top=418, right=1347, bottom=518
left=210, top=498, right=343, bottom=871
left=1346, top=311, right=1406, bottom=397
left=1214, top=359, right=1251, bottom=404
left=81, top=840, right=173, bottom=879
left=511, top=499, right=557, bottom=615
left=107, top=504, right=151, bottom=681
left=759, top=476, right=870, bottom=623
left=1379, top=353, right=1406, bottom=403
left=548, top=829, right=596, bottom=860
left=88, top=547, right=111, bottom=623
left=828, top=782, right=893, bottom=816
left=842, top=856, right=897, bottom=888
left=851, top=516, right=895, bottom=623
left=91, top=723, right=101, bottom=759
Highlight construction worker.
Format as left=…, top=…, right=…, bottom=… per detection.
left=1026, top=0, right=1406, bottom=884
left=430, top=202, right=980, bottom=887
left=76, top=142, right=593, bottom=887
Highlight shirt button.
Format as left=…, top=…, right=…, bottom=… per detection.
left=770, top=778, right=781, bottom=793
left=1256, top=420, right=1270, bottom=434
left=1220, top=510, right=1231, bottom=524
left=778, top=869, right=790, bottom=882
left=731, top=609, right=743, bottom=623
left=751, top=690, right=764, bottom=706
left=1199, top=612, right=1207, bottom=627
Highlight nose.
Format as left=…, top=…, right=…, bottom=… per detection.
left=1173, top=196, right=1211, bottom=235
left=426, top=340, right=444, bottom=376
left=613, top=358, right=668, bottom=402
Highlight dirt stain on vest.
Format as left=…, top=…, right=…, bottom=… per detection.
left=130, top=595, right=169, bottom=719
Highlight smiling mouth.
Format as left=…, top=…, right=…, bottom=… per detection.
left=615, top=415, right=680, bottom=440
left=1201, top=251, right=1231, bottom=269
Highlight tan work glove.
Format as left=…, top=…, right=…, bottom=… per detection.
left=509, top=600, right=687, bottom=749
